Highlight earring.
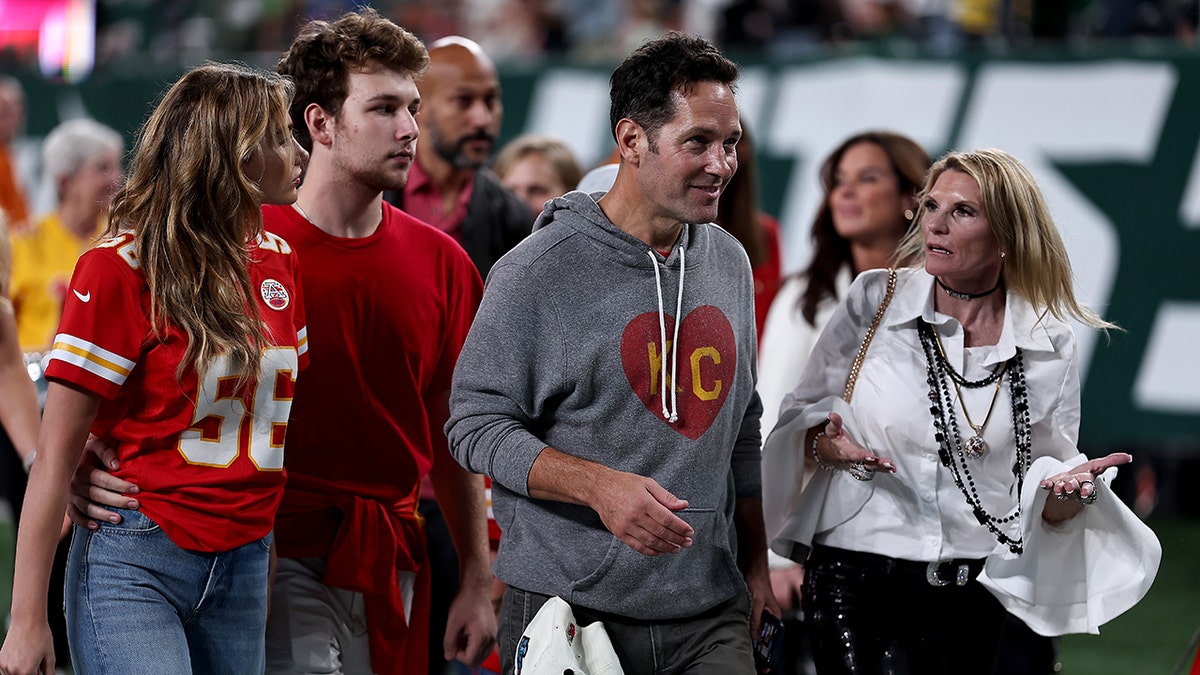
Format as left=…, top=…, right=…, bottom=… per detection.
left=1000, top=251, right=1006, bottom=259
left=904, top=209, right=915, bottom=221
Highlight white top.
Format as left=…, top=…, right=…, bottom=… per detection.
left=757, top=266, right=851, bottom=438
left=758, top=267, right=850, bottom=571
left=762, top=267, right=1160, bottom=635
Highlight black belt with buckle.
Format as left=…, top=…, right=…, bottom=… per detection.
left=809, top=545, right=987, bottom=588
left=924, top=558, right=985, bottom=587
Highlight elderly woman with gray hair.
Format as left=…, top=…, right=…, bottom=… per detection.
left=10, top=117, right=124, bottom=352
left=763, top=148, right=1160, bottom=674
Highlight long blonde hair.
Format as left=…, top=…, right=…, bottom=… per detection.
left=107, top=62, right=295, bottom=380
left=898, top=148, right=1115, bottom=330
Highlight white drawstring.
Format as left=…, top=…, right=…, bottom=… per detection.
left=647, top=245, right=685, bottom=423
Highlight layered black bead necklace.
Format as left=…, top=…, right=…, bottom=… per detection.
left=917, top=319, right=1032, bottom=555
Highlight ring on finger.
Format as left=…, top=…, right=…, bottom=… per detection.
left=847, top=462, right=875, bottom=482
left=1077, top=479, right=1098, bottom=505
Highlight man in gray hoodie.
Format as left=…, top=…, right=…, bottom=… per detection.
left=447, top=32, right=780, bottom=674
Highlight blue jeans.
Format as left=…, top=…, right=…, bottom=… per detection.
left=65, top=507, right=272, bottom=674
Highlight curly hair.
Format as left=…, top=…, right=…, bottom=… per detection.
left=276, top=7, right=428, bottom=151
left=107, top=62, right=294, bottom=382
left=608, top=31, right=738, bottom=150
left=897, top=148, right=1116, bottom=329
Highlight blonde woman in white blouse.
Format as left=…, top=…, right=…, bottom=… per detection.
left=763, top=148, right=1159, bottom=674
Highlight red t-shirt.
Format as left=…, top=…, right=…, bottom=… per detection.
left=46, top=230, right=308, bottom=552
left=263, top=203, right=481, bottom=675
left=263, top=203, right=482, bottom=551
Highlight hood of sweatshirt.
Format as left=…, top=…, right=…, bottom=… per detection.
left=532, top=190, right=703, bottom=269
left=535, top=190, right=708, bottom=423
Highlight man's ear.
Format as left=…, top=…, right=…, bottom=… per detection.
left=305, top=103, right=334, bottom=148
left=614, top=118, right=645, bottom=167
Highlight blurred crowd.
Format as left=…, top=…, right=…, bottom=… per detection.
left=0, top=5, right=1182, bottom=670
left=0, top=0, right=1197, bottom=79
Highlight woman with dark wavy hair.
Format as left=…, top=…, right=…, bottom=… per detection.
left=759, top=131, right=930, bottom=440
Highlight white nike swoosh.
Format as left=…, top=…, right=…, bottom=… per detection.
left=73, top=289, right=91, bottom=303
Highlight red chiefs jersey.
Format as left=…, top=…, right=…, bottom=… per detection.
left=46, top=230, right=308, bottom=552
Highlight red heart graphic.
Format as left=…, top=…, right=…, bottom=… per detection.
left=620, top=305, right=736, bottom=440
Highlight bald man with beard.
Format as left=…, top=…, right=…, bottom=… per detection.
left=385, top=36, right=530, bottom=281
left=384, top=36, right=529, bottom=675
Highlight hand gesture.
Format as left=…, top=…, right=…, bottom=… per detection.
left=590, top=470, right=694, bottom=556
left=1041, top=452, right=1133, bottom=501
left=813, top=413, right=896, bottom=475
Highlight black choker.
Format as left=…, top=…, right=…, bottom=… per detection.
left=937, top=277, right=1003, bottom=300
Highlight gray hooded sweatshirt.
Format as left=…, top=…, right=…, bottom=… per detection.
left=446, top=190, right=763, bottom=620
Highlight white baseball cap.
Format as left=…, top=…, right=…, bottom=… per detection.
left=514, top=596, right=624, bottom=675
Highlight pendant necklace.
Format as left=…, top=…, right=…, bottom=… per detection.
left=917, top=319, right=1031, bottom=555
left=949, top=360, right=1007, bottom=458
left=928, top=326, right=1007, bottom=458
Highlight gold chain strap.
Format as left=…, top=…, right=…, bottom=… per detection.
left=843, top=269, right=897, bottom=403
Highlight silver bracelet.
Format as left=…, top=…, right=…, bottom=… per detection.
left=811, top=432, right=835, bottom=471
left=22, top=450, right=37, bottom=474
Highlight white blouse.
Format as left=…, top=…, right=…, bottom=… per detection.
left=762, top=267, right=1160, bottom=635
left=757, top=267, right=851, bottom=438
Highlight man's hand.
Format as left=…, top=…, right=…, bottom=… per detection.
left=527, top=446, right=694, bottom=556
left=442, top=576, right=498, bottom=667
left=588, top=470, right=694, bottom=556
left=67, top=436, right=140, bottom=529
left=744, top=558, right=782, bottom=638
left=732, top=496, right=782, bottom=640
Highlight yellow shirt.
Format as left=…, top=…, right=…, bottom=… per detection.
left=10, top=211, right=101, bottom=351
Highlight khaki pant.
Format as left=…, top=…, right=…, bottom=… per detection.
left=265, top=556, right=416, bottom=675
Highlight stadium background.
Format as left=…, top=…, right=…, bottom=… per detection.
left=2, top=1, right=1198, bottom=671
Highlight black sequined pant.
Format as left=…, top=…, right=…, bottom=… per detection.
left=801, top=545, right=1008, bottom=675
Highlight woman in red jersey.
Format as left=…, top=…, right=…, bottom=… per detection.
left=0, top=62, right=308, bottom=675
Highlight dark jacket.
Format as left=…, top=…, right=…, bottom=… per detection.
left=384, top=168, right=532, bottom=280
